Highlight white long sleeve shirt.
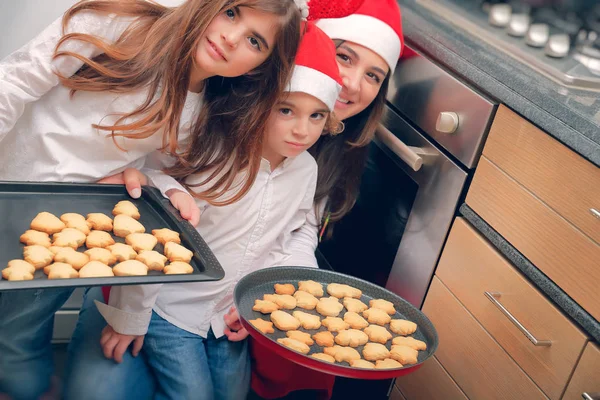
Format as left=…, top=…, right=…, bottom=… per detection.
left=97, top=152, right=318, bottom=339
left=0, top=9, right=202, bottom=182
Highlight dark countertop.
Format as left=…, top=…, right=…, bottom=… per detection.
left=398, top=0, right=600, bottom=167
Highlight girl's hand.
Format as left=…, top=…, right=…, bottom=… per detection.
left=223, top=307, right=249, bottom=341
left=166, top=189, right=200, bottom=227
left=100, top=325, right=145, bottom=364
left=97, top=168, right=148, bottom=199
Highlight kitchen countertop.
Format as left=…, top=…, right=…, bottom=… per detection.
left=398, top=0, right=600, bottom=167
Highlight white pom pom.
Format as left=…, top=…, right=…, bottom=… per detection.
left=293, top=0, right=310, bottom=20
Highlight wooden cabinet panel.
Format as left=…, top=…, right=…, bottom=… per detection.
left=562, top=342, right=600, bottom=400
left=395, top=356, right=467, bottom=400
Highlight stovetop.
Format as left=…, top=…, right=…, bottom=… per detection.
left=417, top=0, right=600, bottom=91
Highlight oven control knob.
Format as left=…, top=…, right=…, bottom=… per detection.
left=545, top=34, right=570, bottom=58
left=507, top=14, right=531, bottom=37
left=436, top=112, right=459, bottom=134
left=526, top=24, right=550, bottom=48
left=489, top=4, right=512, bottom=27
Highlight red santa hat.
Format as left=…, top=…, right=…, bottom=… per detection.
left=316, top=0, right=403, bottom=74
left=287, top=22, right=342, bottom=111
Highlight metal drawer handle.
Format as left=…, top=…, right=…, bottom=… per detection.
left=375, top=124, right=423, bottom=172
left=484, top=292, right=552, bottom=347
left=582, top=392, right=600, bottom=400
left=591, top=209, right=600, bottom=219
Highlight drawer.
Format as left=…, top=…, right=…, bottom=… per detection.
left=437, top=218, right=588, bottom=399
left=562, top=342, right=600, bottom=400
left=466, top=157, right=600, bottom=321
left=483, top=105, right=600, bottom=245
left=423, top=277, right=547, bottom=400
left=389, top=384, right=407, bottom=400
left=395, top=356, right=467, bottom=400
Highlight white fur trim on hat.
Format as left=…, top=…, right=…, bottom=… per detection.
left=287, top=65, right=342, bottom=110
left=317, top=14, right=400, bottom=74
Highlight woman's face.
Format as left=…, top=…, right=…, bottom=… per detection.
left=333, top=41, right=389, bottom=121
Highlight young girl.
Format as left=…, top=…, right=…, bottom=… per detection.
left=0, top=0, right=300, bottom=398
left=64, top=21, right=343, bottom=400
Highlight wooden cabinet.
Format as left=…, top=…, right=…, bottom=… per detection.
left=395, top=356, right=467, bottom=400
left=562, top=342, right=600, bottom=400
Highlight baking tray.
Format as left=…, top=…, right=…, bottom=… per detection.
left=234, top=267, right=438, bottom=380
left=0, top=181, right=224, bottom=291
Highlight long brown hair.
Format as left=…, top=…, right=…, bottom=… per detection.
left=54, top=0, right=300, bottom=205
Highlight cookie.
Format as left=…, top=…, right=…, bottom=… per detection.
left=125, top=233, right=158, bottom=252
left=164, top=242, right=193, bottom=263
left=264, top=294, right=296, bottom=310
left=390, top=345, right=418, bottom=365
left=113, top=214, right=145, bottom=238
left=369, top=299, right=396, bottom=315
left=30, top=212, right=66, bottom=234
left=112, top=200, right=140, bottom=220
left=311, top=353, right=335, bottom=363
left=335, top=329, right=369, bottom=347
left=60, top=213, right=91, bottom=235
left=389, top=319, right=418, bottom=336
left=349, top=359, right=376, bottom=369
left=44, top=262, right=79, bottom=279
left=293, top=290, right=319, bottom=310
left=253, top=300, right=280, bottom=314
left=286, top=330, right=314, bottom=346
left=327, top=283, right=362, bottom=299
left=362, top=343, right=391, bottom=361
left=277, top=338, right=310, bottom=354
left=321, top=317, right=350, bottom=332
left=364, top=325, right=392, bottom=344
left=249, top=318, right=274, bottom=334
left=20, top=230, right=51, bottom=247
left=23, top=245, right=54, bottom=269
left=343, top=311, right=369, bottom=330
left=53, top=247, right=90, bottom=270
left=292, top=310, right=321, bottom=330
left=362, top=308, right=392, bottom=326
left=112, top=260, right=148, bottom=276
left=84, top=248, right=117, bottom=265
left=342, top=297, right=368, bottom=313
left=312, top=331, right=335, bottom=347
left=49, top=246, right=63, bottom=255
left=53, top=228, right=86, bottom=249
left=270, top=310, right=301, bottom=331
left=316, top=297, right=344, bottom=317
left=136, top=250, right=168, bottom=271
left=86, top=213, right=113, bottom=231
left=375, top=359, right=403, bottom=369
left=323, top=345, right=361, bottom=363
left=79, top=261, right=114, bottom=278
left=2, top=260, right=35, bottom=281
left=274, top=283, right=295, bottom=295
left=392, top=336, right=427, bottom=351
left=298, top=280, right=323, bottom=297
left=86, top=230, right=115, bottom=249
left=164, top=261, right=194, bottom=275
left=106, top=243, right=137, bottom=262
left=151, top=228, right=181, bottom=245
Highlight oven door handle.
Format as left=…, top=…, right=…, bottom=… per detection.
left=375, top=123, right=423, bottom=172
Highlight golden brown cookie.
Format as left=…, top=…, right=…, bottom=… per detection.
left=286, top=330, right=314, bottom=346
left=369, top=299, right=396, bottom=315
left=391, top=336, right=427, bottom=351
left=321, top=317, right=350, bottom=332
left=2, top=260, right=35, bottom=281
left=164, top=242, right=193, bottom=263
left=23, top=245, right=54, bottom=269
left=293, top=290, right=319, bottom=310
left=362, top=343, right=391, bottom=361
left=364, top=325, right=393, bottom=344
left=326, top=283, right=362, bottom=299
left=277, top=338, right=310, bottom=354
left=292, top=310, right=322, bottom=330
left=390, top=345, right=418, bottom=365
left=86, top=230, right=115, bottom=249
left=389, top=319, right=418, bottom=336
left=125, top=233, right=158, bottom=252
left=53, top=228, right=86, bottom=249
left=113, top=260, right=148, bottom=276
left=164, top=261, right=194, bottom=275
left=20, top=230, right=51, bottom=248
left=253, top=300, right=280, bottom=314
left=323, top=345, right=361, bottom=363
left=136, top=250, right=168, bottom=271
left=79, top=261, right=114, bottom=278
left=349, top=359, right=376, bottom=369
left=53, top=247, right=90, bottom=270
left=312, top=331, right=335, bottom=347
left=112, top=200, right=140, bottom=220
left=84, top=248, right=117, bottom=266
left=60, top=213, right=91, bottom=235
left=375, top=359, right=403, bottom=369
left=265, top=294, right=296, bottom=310
left=106, top=243, right=137, bottom=262
left=49, top=246, right=63, bottom=255
left=298, top=280, right=324, bottom=297
left=151, top=228, right=181, bottom=245
left=316, top=297, right=344, bottom=317
left=342, top=297, right=368, bottom=313
left=335, top=329, right=369, bottom=347
left=86, top=213, right=113, bottom=231
left=274, top=283, right=295, bottom=295
left=362, top=308, right=392, bottom=326
left=270, top=310, right=301, bottom=331
left=30, top=212, right=66, bottom=234
left=44, top=262, right=79, bottom=279
left=113, top=215, right=145, bottom=238
left=249, top=318, right=274, bottom=334
left=343, top=311, right=369, bottom=330
left=311, top=353, right=335, bottom=363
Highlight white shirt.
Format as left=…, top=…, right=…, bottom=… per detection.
left=0, top=10, right=202, bottom=182
left=97, top=152, right=318, bottom=339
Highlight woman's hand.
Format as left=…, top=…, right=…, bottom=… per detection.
left=166, top=189, right=200, bottom=227
left=223, top=307, right=249, bottom=341
left=97, top=168, right=148, bottom=199
left=100, top=325, right=145, bottom=364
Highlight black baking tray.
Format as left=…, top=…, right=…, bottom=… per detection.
left=0, top=181, right=225, bottom=291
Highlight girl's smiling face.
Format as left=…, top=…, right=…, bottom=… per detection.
left=333, top=41, right=389, bottom=121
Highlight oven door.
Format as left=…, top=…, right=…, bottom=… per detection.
left=318, top=105, right=467, bottom=309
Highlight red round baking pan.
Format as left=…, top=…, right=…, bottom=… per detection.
left=234, top=266, right=438, bottom=379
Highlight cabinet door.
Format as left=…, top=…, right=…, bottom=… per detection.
left=562, top=342, right=600, bottom=400
left=395, top=356, right=467, bottom=400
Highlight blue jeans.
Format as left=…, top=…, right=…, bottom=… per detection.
left=0, top=287, right=74, bottom=400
